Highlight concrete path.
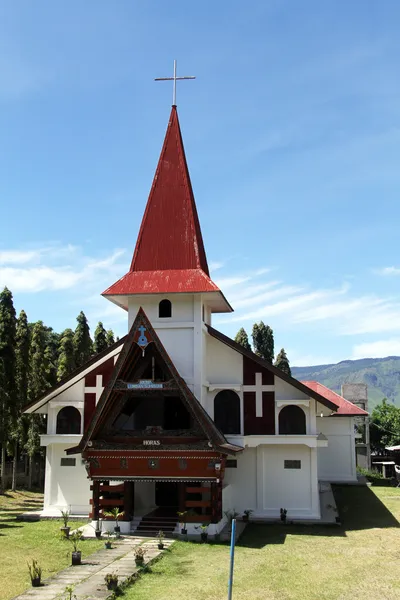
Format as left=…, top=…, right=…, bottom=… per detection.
left=13, top=536, right=173, bottom=600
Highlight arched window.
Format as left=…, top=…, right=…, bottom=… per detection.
left=56, top=406, right=81, bottom=435
left=214, top=390, right=240, bottom=434
left=159, top=299, right=172, bottom=318
left=279, top=405, right=306, bottom=435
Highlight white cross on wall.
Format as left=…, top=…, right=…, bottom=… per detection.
left=243, top=373, right=274, bottom=418
left=85, top=374, right=104, bottom=405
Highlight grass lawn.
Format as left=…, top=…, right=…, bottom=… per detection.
left=123, top=485, right=400, bottom=600
left=0, top=490, right=103, bottom=600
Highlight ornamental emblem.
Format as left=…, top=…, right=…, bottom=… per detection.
left=136, top=325, right=149, bottom=355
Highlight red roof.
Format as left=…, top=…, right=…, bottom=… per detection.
left=103, top=106, right=221, bottom=298
left=301, top=381, right=368, bottom=416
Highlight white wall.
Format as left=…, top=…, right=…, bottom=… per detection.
left=47, top=381, right=85, bottom=434
left=317, top=417, right=357, bottom=482
left=128, top=294, right=195, bottom=327
left=43, top=444, right=90, bottom=515
left=206, top=335, right=243, bottom=386
left=224, top=448, right=257, bottom=512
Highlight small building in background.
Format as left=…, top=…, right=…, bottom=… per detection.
left=341, top=384, right=370, bottom=471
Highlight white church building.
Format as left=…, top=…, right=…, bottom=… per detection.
left=24, top=105, right=366, bottom=533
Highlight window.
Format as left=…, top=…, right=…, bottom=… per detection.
left=56, top=406, right=81, bottom=435
left=284, top=460, right=301, bottom=469
left=214, top=390, right=241, bottom=434
left=159, top=299, right=172, bottom=318
left=60, top=458, right=76, bottom=467
left=278, top=405, right=306, bottom=435
left=226, top=459, right=237, bottom=468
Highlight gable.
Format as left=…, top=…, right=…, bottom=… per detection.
left=69, top=307, right=241, bottom=457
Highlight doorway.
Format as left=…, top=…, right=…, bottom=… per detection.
left=155, top=482, right=179, bottom=508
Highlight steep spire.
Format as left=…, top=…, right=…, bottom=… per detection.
left=131, top=106, right=209, bottom=274
left=103, top=107, right=232, bottom=312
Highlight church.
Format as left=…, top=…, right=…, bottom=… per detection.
left=24, top=103, right=367, bottom=535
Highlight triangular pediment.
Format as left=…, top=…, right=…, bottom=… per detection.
left=70, top=308, right=239, bottom=455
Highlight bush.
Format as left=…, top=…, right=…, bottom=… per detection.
left=357, top=466, right=390, bottom=484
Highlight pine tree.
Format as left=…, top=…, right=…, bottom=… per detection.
left=94, top=322, right=108, bottom=354
left=274, top=348, right=291, bottom=376
left=74, top=311, right=92, bottom=367
left=106, top=329, right=115, bottom=347
left=57, top=329, right=76, bottom=380
left=252, top=321, right=274, bottom=364
left=27, top=321, right=48, bottom=489
left=234, top=327, right=251, bottom=351
left=0, top=287, right=17, bottom=491
left=12, top=310, right=30, bottom=490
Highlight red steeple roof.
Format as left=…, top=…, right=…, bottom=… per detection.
left=103, top=107, right=231, bottom=312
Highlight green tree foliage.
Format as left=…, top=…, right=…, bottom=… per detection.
left=28, top=321, right=49, bottom=402
left=0, top=288, right=17, bottom=491
left=252, top=321, right=274, bottom=364
left=74, top=311, right=93, bottom=367
left=106, top=329, right=115, bottom=347
left=234, top=327, right=251, bottom=351
left=274, top=348, right=291, bottom=376
left=12, top=310, right=30, bottom=490
left=57, top=329, right=76, bottom=381
left=94, top=322, right=108, bottom=354
left=370, top=399, right=400, bottom=452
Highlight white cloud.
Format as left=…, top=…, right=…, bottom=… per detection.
left=376, top=266, right=400, bottom=276
left=209, top=260, right=225, bottom=272
left=352, top=339, right=400, bottom=359
left=212, top=261, right=400, bottom=338
left=0, top=244, right=127, bottom=293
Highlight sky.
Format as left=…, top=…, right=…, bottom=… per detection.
left=0, top=1, right=400, bottom=366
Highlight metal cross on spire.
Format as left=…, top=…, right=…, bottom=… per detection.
left=154, top=60, right=196, bottom=106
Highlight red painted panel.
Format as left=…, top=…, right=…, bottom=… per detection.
left=243, top=355, right=274, bottom=385
left=243, top=392, right=275, bottom=435
left=84, top=393, right=96, bottom=432
left=84, top=451, right=224, bottom=480
left=85, top=357, right=115, bottom=388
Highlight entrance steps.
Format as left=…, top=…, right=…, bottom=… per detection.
left=131, top=508, right=178, bottom=537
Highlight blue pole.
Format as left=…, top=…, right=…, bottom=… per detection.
left=227, top=518, right=236, bottom=600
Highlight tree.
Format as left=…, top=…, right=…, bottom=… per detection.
left=74, top=312, right=92, bottom=367
left=252, top=321, right=274, bottom=364
left=27, top=321, right=48, bottom=489
left=0, top=287, right=17, bottom=491
left=370, top=399, right=400, bottom=453
left=234, top=328, right=251, bottom=351
left=12, top=310, right=30, bottom=490
left=274, top=348, right=291, bottom=376
left=94, top=322, right=108, bottom=354
left=106, top=329, right=115, bottom=347
left=57, top=329, right=76, bottom=381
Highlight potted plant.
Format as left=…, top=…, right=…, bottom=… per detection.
left=94, top=518, right=102, bottom=539
left=104, top=507, right=124, bottom=536
left=104, top=530, right=113, bottom=550
left=280, top=508, right=287, bottom=523
left=69, top=530, right=83, bottom=565
left=104, top=572, right=119, bottom=591
left=60, top=509, right=71, bottom=538
left=242, top=509, right=254, bottom=523
left=177, top=510, right=187, bottom=535
left=27, top=559, right=42, bottom=587
left=195, top=523, right=209, bottom=542
left=225, top=509, right=239, bottom=531
left=134, top=546, right=146, bottom=567
left=157, top=530, right=165, bottom=550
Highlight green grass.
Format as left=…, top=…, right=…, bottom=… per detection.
left=0, top=490, right=103, bottom=600
left=122, top=486, right=400, bottom=600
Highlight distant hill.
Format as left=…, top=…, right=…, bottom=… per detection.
left=292, top=356, right=400, bottom=410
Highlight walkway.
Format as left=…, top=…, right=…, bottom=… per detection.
left=13, top=536, right=174, bottom=600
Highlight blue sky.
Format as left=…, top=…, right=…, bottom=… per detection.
left=0, top=1, right=400, bottom=366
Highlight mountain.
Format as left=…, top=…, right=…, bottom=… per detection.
left=292, top=356, right=400, bottom=410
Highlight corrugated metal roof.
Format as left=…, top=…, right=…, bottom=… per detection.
left=301, top=381, right=369, bottom=416
left=104, top=106, right=219, bottom=297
